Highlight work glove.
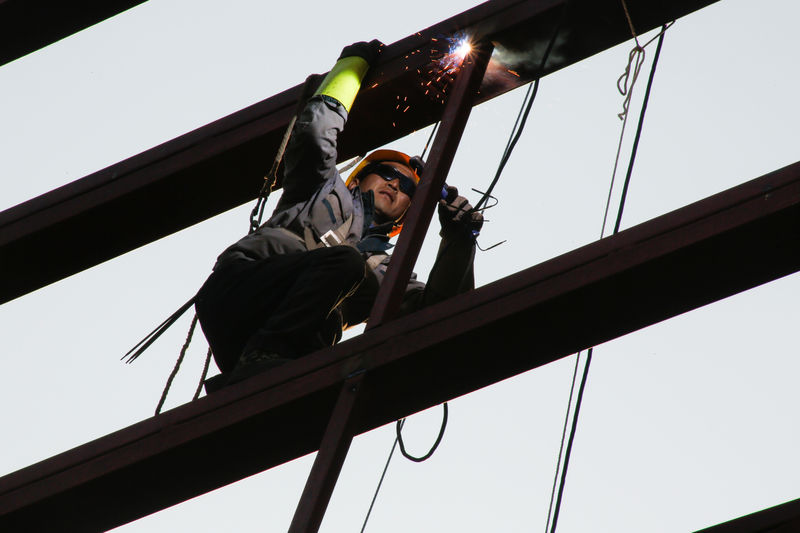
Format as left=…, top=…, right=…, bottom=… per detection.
left=438, top=185, right=483, bottom=238
left=338, top=39, right=384, bottom=66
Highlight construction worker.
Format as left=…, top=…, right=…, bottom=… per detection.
left=195, top=40, right=482, bottom=389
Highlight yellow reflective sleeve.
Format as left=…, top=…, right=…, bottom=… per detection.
left=314, top=56, right=370, bottom=113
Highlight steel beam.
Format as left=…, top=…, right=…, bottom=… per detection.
left=0, top=0, right=148, bottom=67
left=283, top=42, right=492, bottom=531
left=1, top=158, right=798, bottom=531
left=289, top=375, right=365, bottom=533
left=368, top=40, right=493, bottom=326
left=0, top=0, right=721, bottom=305
left=695, top=497, right=800, bottom=532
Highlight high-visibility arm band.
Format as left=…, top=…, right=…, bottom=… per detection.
left=314, top=56, right=370, bottom=113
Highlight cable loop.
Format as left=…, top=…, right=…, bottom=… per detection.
left=395, top=402, right=449, bottom=462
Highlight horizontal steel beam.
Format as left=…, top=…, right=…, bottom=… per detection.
left=0, top=0, right=720, bottom=305
left=1, top=159, right=797, bottom=531
left=0, top=0, right=147, bottom=67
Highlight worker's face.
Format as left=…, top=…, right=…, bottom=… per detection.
left=351, top=162, right=415, bottom=223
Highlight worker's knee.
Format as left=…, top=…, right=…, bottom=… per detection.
left=332, top=245, right=367, bottom=283
left=310, top=245, right=366, bottom=284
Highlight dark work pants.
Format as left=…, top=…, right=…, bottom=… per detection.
left=195, top=246, right=367, bottom=373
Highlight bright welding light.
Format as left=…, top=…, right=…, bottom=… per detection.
left=452, top=36, right=473, bottom=62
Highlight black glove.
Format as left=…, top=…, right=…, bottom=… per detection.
left=338, top=39, right=384, bottom=65
left=438, top=185, right=483, bottom=237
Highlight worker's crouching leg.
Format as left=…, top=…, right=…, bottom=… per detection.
left=198, top=246, right=367, bottom=386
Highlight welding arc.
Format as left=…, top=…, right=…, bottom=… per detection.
left=546, top=25, right=669, bottom=533
left=473, top=3, right=569, bottom=212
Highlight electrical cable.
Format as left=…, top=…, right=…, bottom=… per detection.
left=613, top=26, right=668, bottom=234
left=474, top=2, right=570, bottom=212
left=548, top=347, right=593, bottom=533
left=545, top=23, right=670, bottom=533
left=361, top=9, right=569, bottom=527
left=359, top=420, right=403, bottom=533
left=420, top=122, right=440, bottom=159
left=544, top=351, right=582, bottom=533
left=396, top=403, right=449, bottom=462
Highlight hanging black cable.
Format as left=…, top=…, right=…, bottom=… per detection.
left=548, top=347, right=593, bottom=533
left=359, top=420, right=404, bottom=533
left=544, top=351, right=582, bottom=532
left=396, top=402, right=449, bottom=462
left=547, top=24, right=669, bottom=533
left=420, top=121, right=439, bottom=160
left=474, top=2, right=570, bottom=212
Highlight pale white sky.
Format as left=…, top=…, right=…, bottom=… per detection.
left=1, top=1, right=799, bottom=531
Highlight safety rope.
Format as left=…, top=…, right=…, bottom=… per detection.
left=193, top=347, right=214, bottom=401
left=249, top=114, right=297, bottom=233
left=157, top=110, right=298, bottom=407
left=155, top=314, right=199, bottom=415
left=130, top=76, right=312, bottom=413
left=545, top=20, right=671, bottom=533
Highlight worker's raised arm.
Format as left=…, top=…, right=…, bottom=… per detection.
left=279, top=40, right=382, bottom=205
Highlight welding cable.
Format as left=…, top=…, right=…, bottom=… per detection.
left=396, top=403, right=449, bottom=462
left=545, top=25, right=670, bottom=533
left=359, top=420, right=403, bottom=533
left=473, top=1, right=570, bottom=212
left=612, top=25, right=668, bottom=234
left=420, top=121, right=440, bottom=159
left=543, top=351, right=582, bottom=532
left=360, top=406, right=448, bottom=532
left=547, top=348, right=593, bottom=533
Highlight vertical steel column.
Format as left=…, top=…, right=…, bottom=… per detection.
left=367, top=41, right=494, bottom=328
left=288, top=373, right=365, bottom=533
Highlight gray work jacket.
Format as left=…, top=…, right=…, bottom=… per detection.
left=215, top=95, right=475, bottom=320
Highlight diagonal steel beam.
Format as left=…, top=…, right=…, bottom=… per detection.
left=289, top=375, right=365, bottom=533
left=0, top=0, right=721, bottom=305
left=283, top=42, right=493, bottom=533
left=368, top=40, right=493, bottom=326
left=0, top=158, right=797, bottom=531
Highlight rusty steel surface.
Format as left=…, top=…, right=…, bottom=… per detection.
left=0, top=0, right=148, bottom=67
left=0, top=0, right=721, bottom=305
left=368, top=41, right=493, bottom=327
left=289, top=375, right=365, bottom=533
left=0, top=158, right=798, bottom=531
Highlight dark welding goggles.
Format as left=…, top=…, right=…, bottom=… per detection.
left=365, top=163, right=419, bottom=198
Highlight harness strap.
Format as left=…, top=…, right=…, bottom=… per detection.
left=366, top=254, right=386, bottom=271
left=279, top=226, right=386, bottom=272
left=303, top=213, right=354, bottom=249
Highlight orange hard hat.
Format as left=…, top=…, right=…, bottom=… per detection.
left=346, top=149, right=424, bottom=237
